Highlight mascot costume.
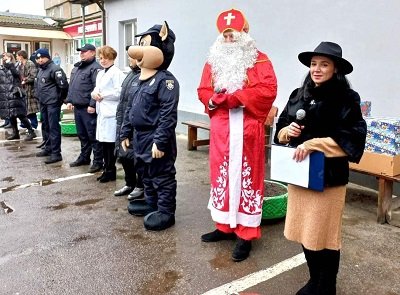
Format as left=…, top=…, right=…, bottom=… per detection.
left=121, top=21, right=179, bottom=231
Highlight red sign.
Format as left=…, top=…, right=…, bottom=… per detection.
left=64, top=19, right=102, bottom=37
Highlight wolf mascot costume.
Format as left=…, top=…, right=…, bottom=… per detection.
left=121, top=22, right=179, bottom=231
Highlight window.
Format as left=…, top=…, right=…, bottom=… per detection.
left=4, top=41, right=31, bottom=57
left=68, top=37, right=102, bottom=65
left=121, top=19, right=137, bottom=68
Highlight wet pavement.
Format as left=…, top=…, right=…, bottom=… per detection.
left=0, top=129, right=399, bottom=295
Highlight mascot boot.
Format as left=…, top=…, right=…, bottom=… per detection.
left=144, top=211, right=175, bottom=231
left=127, top=199, right=157, bottom=216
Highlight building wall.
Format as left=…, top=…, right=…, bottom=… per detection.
left=104, top=0, right=400, bottom=119
left=0, top=35, right=67, bottom=71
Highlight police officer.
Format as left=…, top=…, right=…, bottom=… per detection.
left=66, top=44, right=103, bottom=173
left=35, top=48, right=69, bottom=164
left=113, top=55, right=144, bottom=198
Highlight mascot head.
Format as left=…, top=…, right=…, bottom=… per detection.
left=127, top=21, right=175, bottom=80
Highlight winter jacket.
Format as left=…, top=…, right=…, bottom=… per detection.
left=66, top=58, right=102, bottom=107
left=0, top=65, right=26, bottom=118
left=18, top=59, right=39, bottom=114
left=115, top=67, right=140, bottom=155
left=274, top=78, right=367, bottom=187
left=35, top=60, right=68, bottom=105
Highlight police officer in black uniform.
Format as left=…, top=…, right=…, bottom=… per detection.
left=66, top=44, right=103, bottom=173
left=35, top=48, right=69, bottom=164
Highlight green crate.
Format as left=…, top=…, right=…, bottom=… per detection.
left=262, top=180, right=288, bottom=219
left=60, top=120, right=77, bottom=136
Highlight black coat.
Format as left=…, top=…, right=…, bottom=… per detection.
left=66, top=58, right=102, bottom=107
left=274, top=78, right=367, bottom=187
left=0, top=65, right=26, bottom=118
left=115, top=68, right=140, bottom=157
left=35, top=60, right=69, bottom=105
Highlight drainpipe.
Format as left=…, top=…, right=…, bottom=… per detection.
left=94, top=0, right=106, bottom=45
left=81, top=4, right=86, bottom=44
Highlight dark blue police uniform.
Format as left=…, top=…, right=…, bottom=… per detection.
left=35, top=60, right=68, bottom=162
left=66, top=58, right=103, bottom=167
left=121, top=70, right=179, bottom=215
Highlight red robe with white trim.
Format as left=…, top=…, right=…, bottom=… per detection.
left=197, top=51, right=277, bottom=232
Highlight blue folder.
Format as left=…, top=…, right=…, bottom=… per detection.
left=270, top=144, right=325, bottom=192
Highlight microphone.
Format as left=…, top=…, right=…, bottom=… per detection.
left=295, top=109, right=306, bottom=125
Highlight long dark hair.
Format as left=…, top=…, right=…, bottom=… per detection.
left=298, top=62, right=352, bottom=100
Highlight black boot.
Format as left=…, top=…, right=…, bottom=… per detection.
left=144, top=211, right=175, bottom=231
left=201, top=229, right=236, bottom=242
left=318, top=249, right=340, bottom=295
left=127, top=199, right=157, bottom=216
left=24, top=129, right=37, bottom=141
left=232, top=238, right=252, bottom=262
left=99, top=169, right=116, bottom=183
left=97, top=171, right=106, bottom=181
left=7, top=132, right=20, bottom=140
left=296, top=246, right=321, bottom=295
left=6, top=122, right=19, bottom=140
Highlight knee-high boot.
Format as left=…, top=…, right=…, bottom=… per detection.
left=318, top=249, right=340, bottom=295
left=7, top=118, right=20, bottom=140
left=19, top=116, right=37, bottom=141
left=296, top=245, right=321, bottom=295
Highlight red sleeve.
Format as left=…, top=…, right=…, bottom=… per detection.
left=197, top=63, right=214, bottom=115
left=234, top=51, right=278, bottom=123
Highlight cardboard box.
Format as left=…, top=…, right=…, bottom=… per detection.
left=349, top=151, right=400, bottom=177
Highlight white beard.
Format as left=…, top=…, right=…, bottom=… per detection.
left=207, top=31, right=258, bottom=94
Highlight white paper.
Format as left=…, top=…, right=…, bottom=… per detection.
left=270, top=144, right=310, bottom=187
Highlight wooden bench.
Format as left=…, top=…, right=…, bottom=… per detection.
left=349, top=167, right=400, bottom=224
left=181, top=120, right=210, bottom=150
left=182, top=106, right=278, bottom=151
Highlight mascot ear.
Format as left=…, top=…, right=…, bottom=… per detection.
left=159, top=21, right=169, bottom=42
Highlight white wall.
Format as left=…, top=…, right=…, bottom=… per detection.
left=104, top=0, right=400, bottom=117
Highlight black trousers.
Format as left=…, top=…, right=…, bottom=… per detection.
left=136, top=156, right=177, bottom=215
left=119, top=156, right=143, bottom=188
left=101, top=142, right=116, bottom=172
left=74, top=107, right=103, bottom=166
left=40, top=103, right=62, bottom=157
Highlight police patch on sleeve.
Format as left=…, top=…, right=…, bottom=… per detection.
left=166, top=80, right=175, bottom=90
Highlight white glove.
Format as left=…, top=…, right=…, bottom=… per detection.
left=121, top=138, right=130, bottom=152
left=152, top=143, right=164, bottom=158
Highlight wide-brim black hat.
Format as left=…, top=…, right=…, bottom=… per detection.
left=298, top=41, right=353, bottom=75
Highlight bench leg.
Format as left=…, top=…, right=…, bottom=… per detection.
left=377, top=178, right=393, bottom=224
left=187, top=126, right=198, bottom=151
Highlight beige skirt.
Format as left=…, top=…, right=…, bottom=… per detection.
left=284, top=184, right=346, bottom=251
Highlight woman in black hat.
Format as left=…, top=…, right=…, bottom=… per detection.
left=274, top=42, right=367, bottom=295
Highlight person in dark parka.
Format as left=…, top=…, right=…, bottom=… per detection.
left=113, top=55, right=144, bottom=198
left=35, top=48, right=69, bottom=164
left=0, top=52, right=37, bottom=141
left=121, top=21, right=179, bottom=231
left=66, top=44, right=103, bottom=173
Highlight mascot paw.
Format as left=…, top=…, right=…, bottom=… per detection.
left=127, top=199, right=157, bottom=216
left=143, top=211, right=175, bottom=231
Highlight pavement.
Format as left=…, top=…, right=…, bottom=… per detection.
left=0, top=125, right=399, bottom=295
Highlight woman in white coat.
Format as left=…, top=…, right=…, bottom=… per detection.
left=91, top=45, right=126, bottom=182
